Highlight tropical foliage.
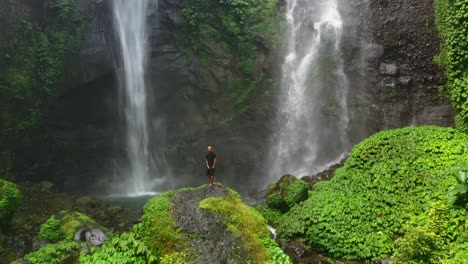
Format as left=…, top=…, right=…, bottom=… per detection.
left=277, top=126, right=468, bottom=260
left=435, top=0, right=468, bottom=132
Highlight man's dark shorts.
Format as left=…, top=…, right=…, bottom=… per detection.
left=207, top=168, right=216, bottom=176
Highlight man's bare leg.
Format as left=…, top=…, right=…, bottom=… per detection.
left=208, top=175, right=214, bottom=186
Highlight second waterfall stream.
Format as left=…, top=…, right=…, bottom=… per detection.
left=268, top=0, right=351, bottom=179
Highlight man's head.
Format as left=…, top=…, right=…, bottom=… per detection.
left=208, top=146, right=213, bottom=152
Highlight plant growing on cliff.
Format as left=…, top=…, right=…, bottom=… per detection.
left=277, top=126, right=468, bottom=261
left=435, top=0, right=468, bottom=132
left=1, top=0, right=91, bottom=144
left=178, top=0, right=281, bottom=115
left=0, top=179, right=22, bottom=222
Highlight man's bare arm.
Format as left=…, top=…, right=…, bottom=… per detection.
left=213, top=158, right=216, bottom=168
left=206, top=159, right=209, bottom=169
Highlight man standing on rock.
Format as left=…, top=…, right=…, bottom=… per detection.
left=205, top=146, right=217, bottom=186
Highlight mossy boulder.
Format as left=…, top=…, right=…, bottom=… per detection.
left=13, top=211, right=106, bottom=264
left=265, top=175, right=309, bottom=213
left=140, top=185, right=292, bottom=264
left=0, top=179, right=21, bottom=222
left=38, top=210, right=105, bottom=244
left=277, top=126, right=468, bottom=261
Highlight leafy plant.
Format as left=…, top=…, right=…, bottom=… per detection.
left=256, top=204, right=283, bottom=227
left=448, top=165, right=468, bottom=208
left=79, top=224, right=157, bottom=264
left=391, top=201, right=467, bottom=264
left=38, top=215, right=64, bottom=242
left=261, top=237, right=293, bottom=264
left=11, top=240, right=82, bottom=264
left=277, top=126, right=468, bottom=260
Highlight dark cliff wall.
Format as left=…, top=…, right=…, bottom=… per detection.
left=368, top=0, right=454, bottom=129
left=0, top=0, right=456, bottom=194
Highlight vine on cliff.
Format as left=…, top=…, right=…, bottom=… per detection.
left=435, top=0, right=468, bottom=132
left=178, top=0, right=281, bottom=115
left=1, top=0, right=91, bottom=140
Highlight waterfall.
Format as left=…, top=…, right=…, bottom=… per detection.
left=112, top=0, right=157, bottom=195
left=268, top=0, right=351, bottom=180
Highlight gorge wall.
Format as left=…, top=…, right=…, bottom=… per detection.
left=0, top=0, right=455, bottom=195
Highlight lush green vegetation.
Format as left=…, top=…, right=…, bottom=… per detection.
left=277, top=126, right=468, bottom=261
left=0, top=179, right=21, bottom=222
left=449, top=165, right=468, bottom=208
left=199, top=189, right=292, bottom=264
left=11, top=240, right=82, bottom=264
left=79, top=224, right=157, bottom=264
left=434, top=0, right=468, bottom=132
left=392, top=201, right=467, bottom=263
left=38, top=215, right=64, bottom=242
left=178, top=0, right=281, bottom=115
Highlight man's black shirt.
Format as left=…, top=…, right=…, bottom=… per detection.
left=206, top=152, right=216, bottom=167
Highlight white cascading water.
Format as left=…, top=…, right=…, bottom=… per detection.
left=112, top=0, right=156, bottom=195
left=268, top=0, right=350, bottom=179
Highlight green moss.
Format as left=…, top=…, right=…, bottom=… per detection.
left=141, top=195, right=185, bottom=257
left=0, top=179, right=21, bottom=222
left=277, top=126, right=468, bottom=260
left=198, top=190, right=290, bottom=263
left=37, top=211, right=98, bottom=242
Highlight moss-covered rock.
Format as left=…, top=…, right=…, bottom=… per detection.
left=140, top=185, right=292, bottom=264
left=277, top=126, right=468, bottom=261
left=38, top=210, right=103, bottom=243
left=0, top=179, right=21, bottom=222
left=266, top=175, right=309, bottom=213
left=256, top=175, right=309, bottom=227
left=13, top=210, right=105, bottom=264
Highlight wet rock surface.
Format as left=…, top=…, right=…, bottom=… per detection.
left=74, top=228, right=107, bottom=247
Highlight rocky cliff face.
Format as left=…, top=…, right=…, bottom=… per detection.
left=367, top=0, right=454, bottom=129
left=2, top=0, right=456, bottom=194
